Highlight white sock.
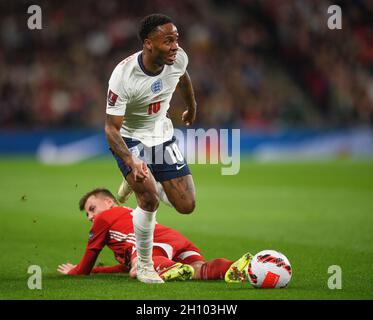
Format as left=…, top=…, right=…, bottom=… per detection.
left=156, top=182, right=173, bottom=207
left=132, top=207, right=156, bottom=265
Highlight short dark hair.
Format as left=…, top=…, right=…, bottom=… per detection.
left=79, top=188, right=117, bottom=211
left=138, top=13, right=174, bottom=42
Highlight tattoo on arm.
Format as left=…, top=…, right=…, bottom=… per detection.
left=105, top=115, right=132, bottom=164
left=107, top=129, right=131, bottom=159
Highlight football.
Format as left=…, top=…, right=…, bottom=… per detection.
left=248, top=250, right=292, bottom=288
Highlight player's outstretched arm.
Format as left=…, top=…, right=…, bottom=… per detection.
left=57, top=248, right=101, bottom=275
left=91, top=264, right=129, bottom=274
left=58, top=263, right=128, bottom=275
left=177, top=71, right=197, bottom=126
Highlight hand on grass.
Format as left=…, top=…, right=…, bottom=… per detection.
left=57, top=263, right=76, bottom=275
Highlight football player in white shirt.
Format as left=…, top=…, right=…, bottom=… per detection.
left=104, top=14, right=197, bottom=284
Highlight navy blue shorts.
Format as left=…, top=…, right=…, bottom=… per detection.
left=111, top=136, right=191, bottom=182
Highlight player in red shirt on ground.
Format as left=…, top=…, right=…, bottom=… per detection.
left=57, top=188, right=252, bottom=282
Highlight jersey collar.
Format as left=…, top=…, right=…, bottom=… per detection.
left=138, top=52, right=164, bottom=77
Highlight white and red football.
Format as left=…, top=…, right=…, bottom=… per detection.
left=248, top=250, right=292, bottom=288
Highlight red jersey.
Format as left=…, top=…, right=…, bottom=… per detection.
left=69, top=206, right=203, bottom=275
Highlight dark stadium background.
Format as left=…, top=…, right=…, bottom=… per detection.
left=1, top=0, right=372, bottom=131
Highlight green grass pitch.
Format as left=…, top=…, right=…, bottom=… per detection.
left=0, top=157, right=372, bottom=300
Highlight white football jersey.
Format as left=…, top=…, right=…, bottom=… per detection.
left=106, top=48, right=188, bottom=147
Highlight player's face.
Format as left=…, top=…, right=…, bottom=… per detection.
left=84, top=195, right=113, bottom=222
left=147, top=23, right=179, bottom=66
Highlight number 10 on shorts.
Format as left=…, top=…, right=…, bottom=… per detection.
left=166, top=143, right=184, bottom=164
left=148, top=102, right=161, bottom=115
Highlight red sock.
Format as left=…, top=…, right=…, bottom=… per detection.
left=152, top=256, right=175, bottom=271
left=199, top=258, right=233, bottom=280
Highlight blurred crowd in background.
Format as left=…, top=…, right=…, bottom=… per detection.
left=0, top=0, right=372, bottom=130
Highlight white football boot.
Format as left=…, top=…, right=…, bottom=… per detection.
left=117, top=178, right=133, bottom=203
left=137, top=261, right=164, bottom=284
